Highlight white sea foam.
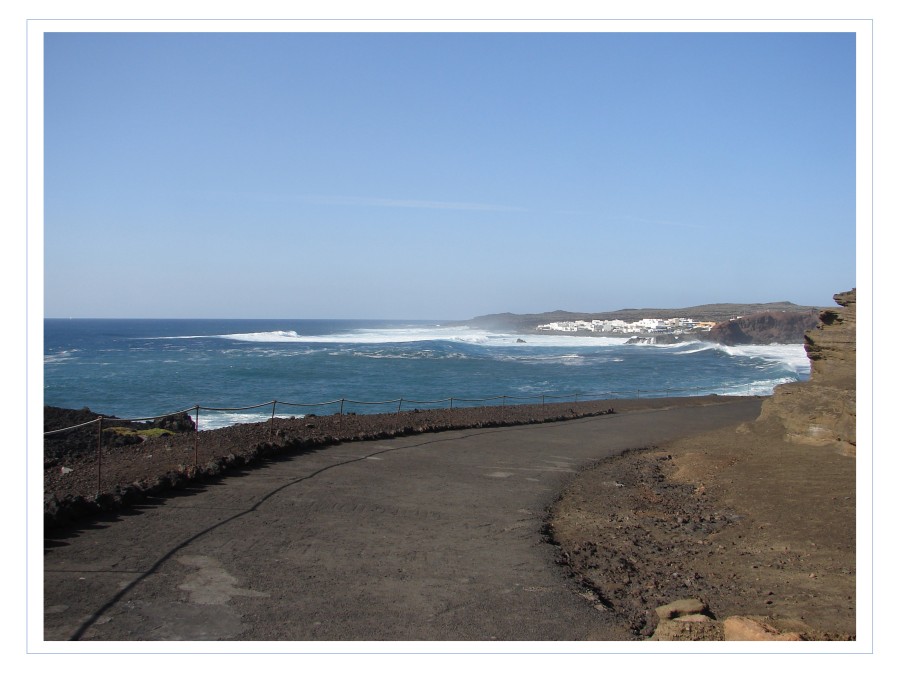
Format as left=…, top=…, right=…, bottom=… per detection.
left=204, top=327, right=628, bottom=348
left=198, top=411, right=307, bottom=431
left=658, top=340, right=809, bottom=374
left=519, top=334, right=628, bottom=348
left=718, top=343, right=810, bottom=375
left=256, top=347, right=326, bottom=357
left=351, top=350, right=469, bottom=360
left=215, top=330, right=308, bottom=343
left=150, top=325, right=631, bottom=348
left=667, top=342, right=717, bottom=354
left=716, top=376, right=800, bottom=397
left=45, top=350, right=78, bottom=365
left=494, top=353, right=586, bottom=366
left=514, top=381, right=553, bottom=393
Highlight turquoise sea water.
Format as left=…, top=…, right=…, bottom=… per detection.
left=43, top=319, right=811, bottom=430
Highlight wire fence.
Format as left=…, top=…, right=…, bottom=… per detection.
left=44, top=383, right=763, bottom=495
left=45, top=380, right=759, bottom=438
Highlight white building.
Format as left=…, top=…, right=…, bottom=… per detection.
left=538, top=316, right=709, bottom=335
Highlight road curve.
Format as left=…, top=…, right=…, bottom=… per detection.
left=43, top=396, right=762, bottom=642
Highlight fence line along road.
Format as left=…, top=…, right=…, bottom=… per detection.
left=44, top=382, right=758, bottom=437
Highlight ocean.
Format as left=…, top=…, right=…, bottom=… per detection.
left=43, top=319, right=811, bottom=431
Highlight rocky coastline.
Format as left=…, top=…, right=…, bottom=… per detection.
left=543, top=310, right=819, bottom=346
left=703, top=309, right=820, bottom=346
left=463, top=301, right=820, bottom=334
left=548, top=289, right=857, bottom=641
left=41, top=291, right=857, bottom=641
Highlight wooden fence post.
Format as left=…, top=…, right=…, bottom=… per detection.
left=194, top=405, right=200, bottom=467
left=96, top=417, right=103, bottom=494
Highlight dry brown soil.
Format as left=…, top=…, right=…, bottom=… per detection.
left=548, top=419, right=856, bottom=640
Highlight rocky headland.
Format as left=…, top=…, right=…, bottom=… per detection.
left=703, top=309, right=821, bottom=346
left=464, top=301, right=821, bottom=338
left=624, top=309, right=819, bottom=346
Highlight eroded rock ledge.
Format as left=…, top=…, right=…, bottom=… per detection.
left=756, top=289, right=856, bottom=453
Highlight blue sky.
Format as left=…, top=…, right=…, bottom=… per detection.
left=42, top=31, right=857, bottom=319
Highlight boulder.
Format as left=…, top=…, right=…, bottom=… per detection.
left=151, top=412, right=196, bottom=433
left=654, top=598, right=708, bottom=620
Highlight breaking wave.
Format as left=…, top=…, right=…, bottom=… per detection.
left=154, top=327, right=628, bottom=348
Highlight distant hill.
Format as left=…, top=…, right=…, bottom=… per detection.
left=461, top=302, right=821, bottom=333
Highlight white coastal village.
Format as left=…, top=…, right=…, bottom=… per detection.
left=536, top=317, right=719, bottom=335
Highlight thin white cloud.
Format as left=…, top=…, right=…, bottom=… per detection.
left=299, top=195, right=527, bottom=213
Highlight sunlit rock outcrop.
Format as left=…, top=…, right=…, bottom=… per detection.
left=755, top=289, right=856, bottom=454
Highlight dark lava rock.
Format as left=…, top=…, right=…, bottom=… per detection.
left=704, top=311, right=819, bottom=346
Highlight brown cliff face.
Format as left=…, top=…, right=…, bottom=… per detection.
left=755, top=289, right=856, bottom=454
left=706, top=311, right=820, bottom=345
left=804, top=289, right=856, bottom=388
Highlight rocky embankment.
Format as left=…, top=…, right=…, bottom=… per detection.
left=44, top=406, right=196, bottom=466
left=44, top=400, right=617, bottom=529
left=549, top=289, right=857, bottom=641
